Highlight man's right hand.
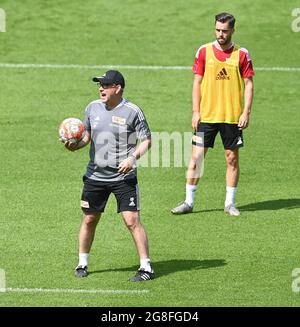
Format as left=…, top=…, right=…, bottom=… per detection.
left=61, top=131, right=91, bottom=152
left=192, top=112, right=200, bottom=131
left=62, top=140, right=80, bottom=152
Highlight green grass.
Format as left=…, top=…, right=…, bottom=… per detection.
left=0, top=0, right=300, bottom=306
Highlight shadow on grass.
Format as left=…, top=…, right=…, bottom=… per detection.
left=89, top=259, right=227, bottom=278
left=239, top=199, right=300, bottom=211
left=192, top=198, right=300, bottom=213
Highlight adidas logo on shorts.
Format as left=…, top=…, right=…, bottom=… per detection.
left=237, top=136, right=243, bottom=145
left=129, top=197, right=135, bottom=206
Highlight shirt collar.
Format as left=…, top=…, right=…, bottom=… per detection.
left=104, top=98, right=126, bottom=110
left=213, top=40, right=234, bottom=51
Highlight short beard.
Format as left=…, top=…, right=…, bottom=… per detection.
left=217, top=37, right=231, bottom=47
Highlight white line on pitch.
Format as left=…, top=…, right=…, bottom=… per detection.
left=0, top=63, right=299, bottom=72
left=0, top=63, right=189, bottom=70
left=1, top=288, right=149, bottom=295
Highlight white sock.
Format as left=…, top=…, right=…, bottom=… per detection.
left=185, top=184, right=197, bottom=207
left=78, top=253, right=89, bottom=267
left=225, top=186, right=237, bottom=207
left=140, top=258, right=153, bottom=273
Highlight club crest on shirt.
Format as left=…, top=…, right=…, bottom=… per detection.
left=112, top=116, right=126, bottom=125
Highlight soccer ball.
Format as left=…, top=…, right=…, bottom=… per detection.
left=59, top=118, right=85, bottom=143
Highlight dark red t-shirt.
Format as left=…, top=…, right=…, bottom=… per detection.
left=192, top=42, right=255, bottom=78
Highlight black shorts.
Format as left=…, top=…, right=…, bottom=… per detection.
left=81, top=176, right=140, bottom=214
left=193, top=123, right=244, bottom=150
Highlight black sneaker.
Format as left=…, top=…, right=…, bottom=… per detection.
left=128, top=268, right=155, bottom=282
left=75, top=265, right=88, bottom=278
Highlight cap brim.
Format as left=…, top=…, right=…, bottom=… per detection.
left=92, top=76, right=111, bottom=85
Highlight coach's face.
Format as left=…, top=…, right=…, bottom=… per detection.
left=215, top=21, right=234, bottom=47
left=99, top=84, right=122, bottom=105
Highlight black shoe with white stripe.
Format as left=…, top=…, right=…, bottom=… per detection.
left=129, top=268, right=155, bottom=282
left=75, top=265, right=88, bottom=278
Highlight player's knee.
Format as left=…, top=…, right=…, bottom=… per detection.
left=226, top=153, right=239, bottom=168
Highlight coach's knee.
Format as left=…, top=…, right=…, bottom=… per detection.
left=189, top=157, right=202, bottom=170
left=125, top=216, right=141, bottom=232
left=83, top=213, right=100, bottom=228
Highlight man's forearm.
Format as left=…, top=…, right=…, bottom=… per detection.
left=192, top=76, right=202, bottom=113
left=76, top=131, right=91, bottom=150
left=243, top=78, right=254, bottom=115
left=132, top=137, right=152, bottom=159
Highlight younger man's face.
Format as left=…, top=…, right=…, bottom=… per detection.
left=215, top=21, right=234, bottom=46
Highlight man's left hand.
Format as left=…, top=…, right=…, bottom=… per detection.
left=118, top=156, right=136, bottom=174
left=238, top=112, right=250, bottom=129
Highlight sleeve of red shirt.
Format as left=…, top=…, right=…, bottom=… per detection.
left=239, top=48, right=255, bottom=78
left=192, top=46, right=206, bottom=76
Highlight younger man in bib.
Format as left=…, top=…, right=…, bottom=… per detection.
left=171, top=13, right=254, bottom=216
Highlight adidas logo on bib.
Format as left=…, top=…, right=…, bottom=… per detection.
left=216, top=68, right=230, bottom=80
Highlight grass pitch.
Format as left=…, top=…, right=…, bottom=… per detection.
left=0, top=0, right=300, bottom=306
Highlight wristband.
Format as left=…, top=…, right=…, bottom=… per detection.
left=129, top=153, right=137, bottom=161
